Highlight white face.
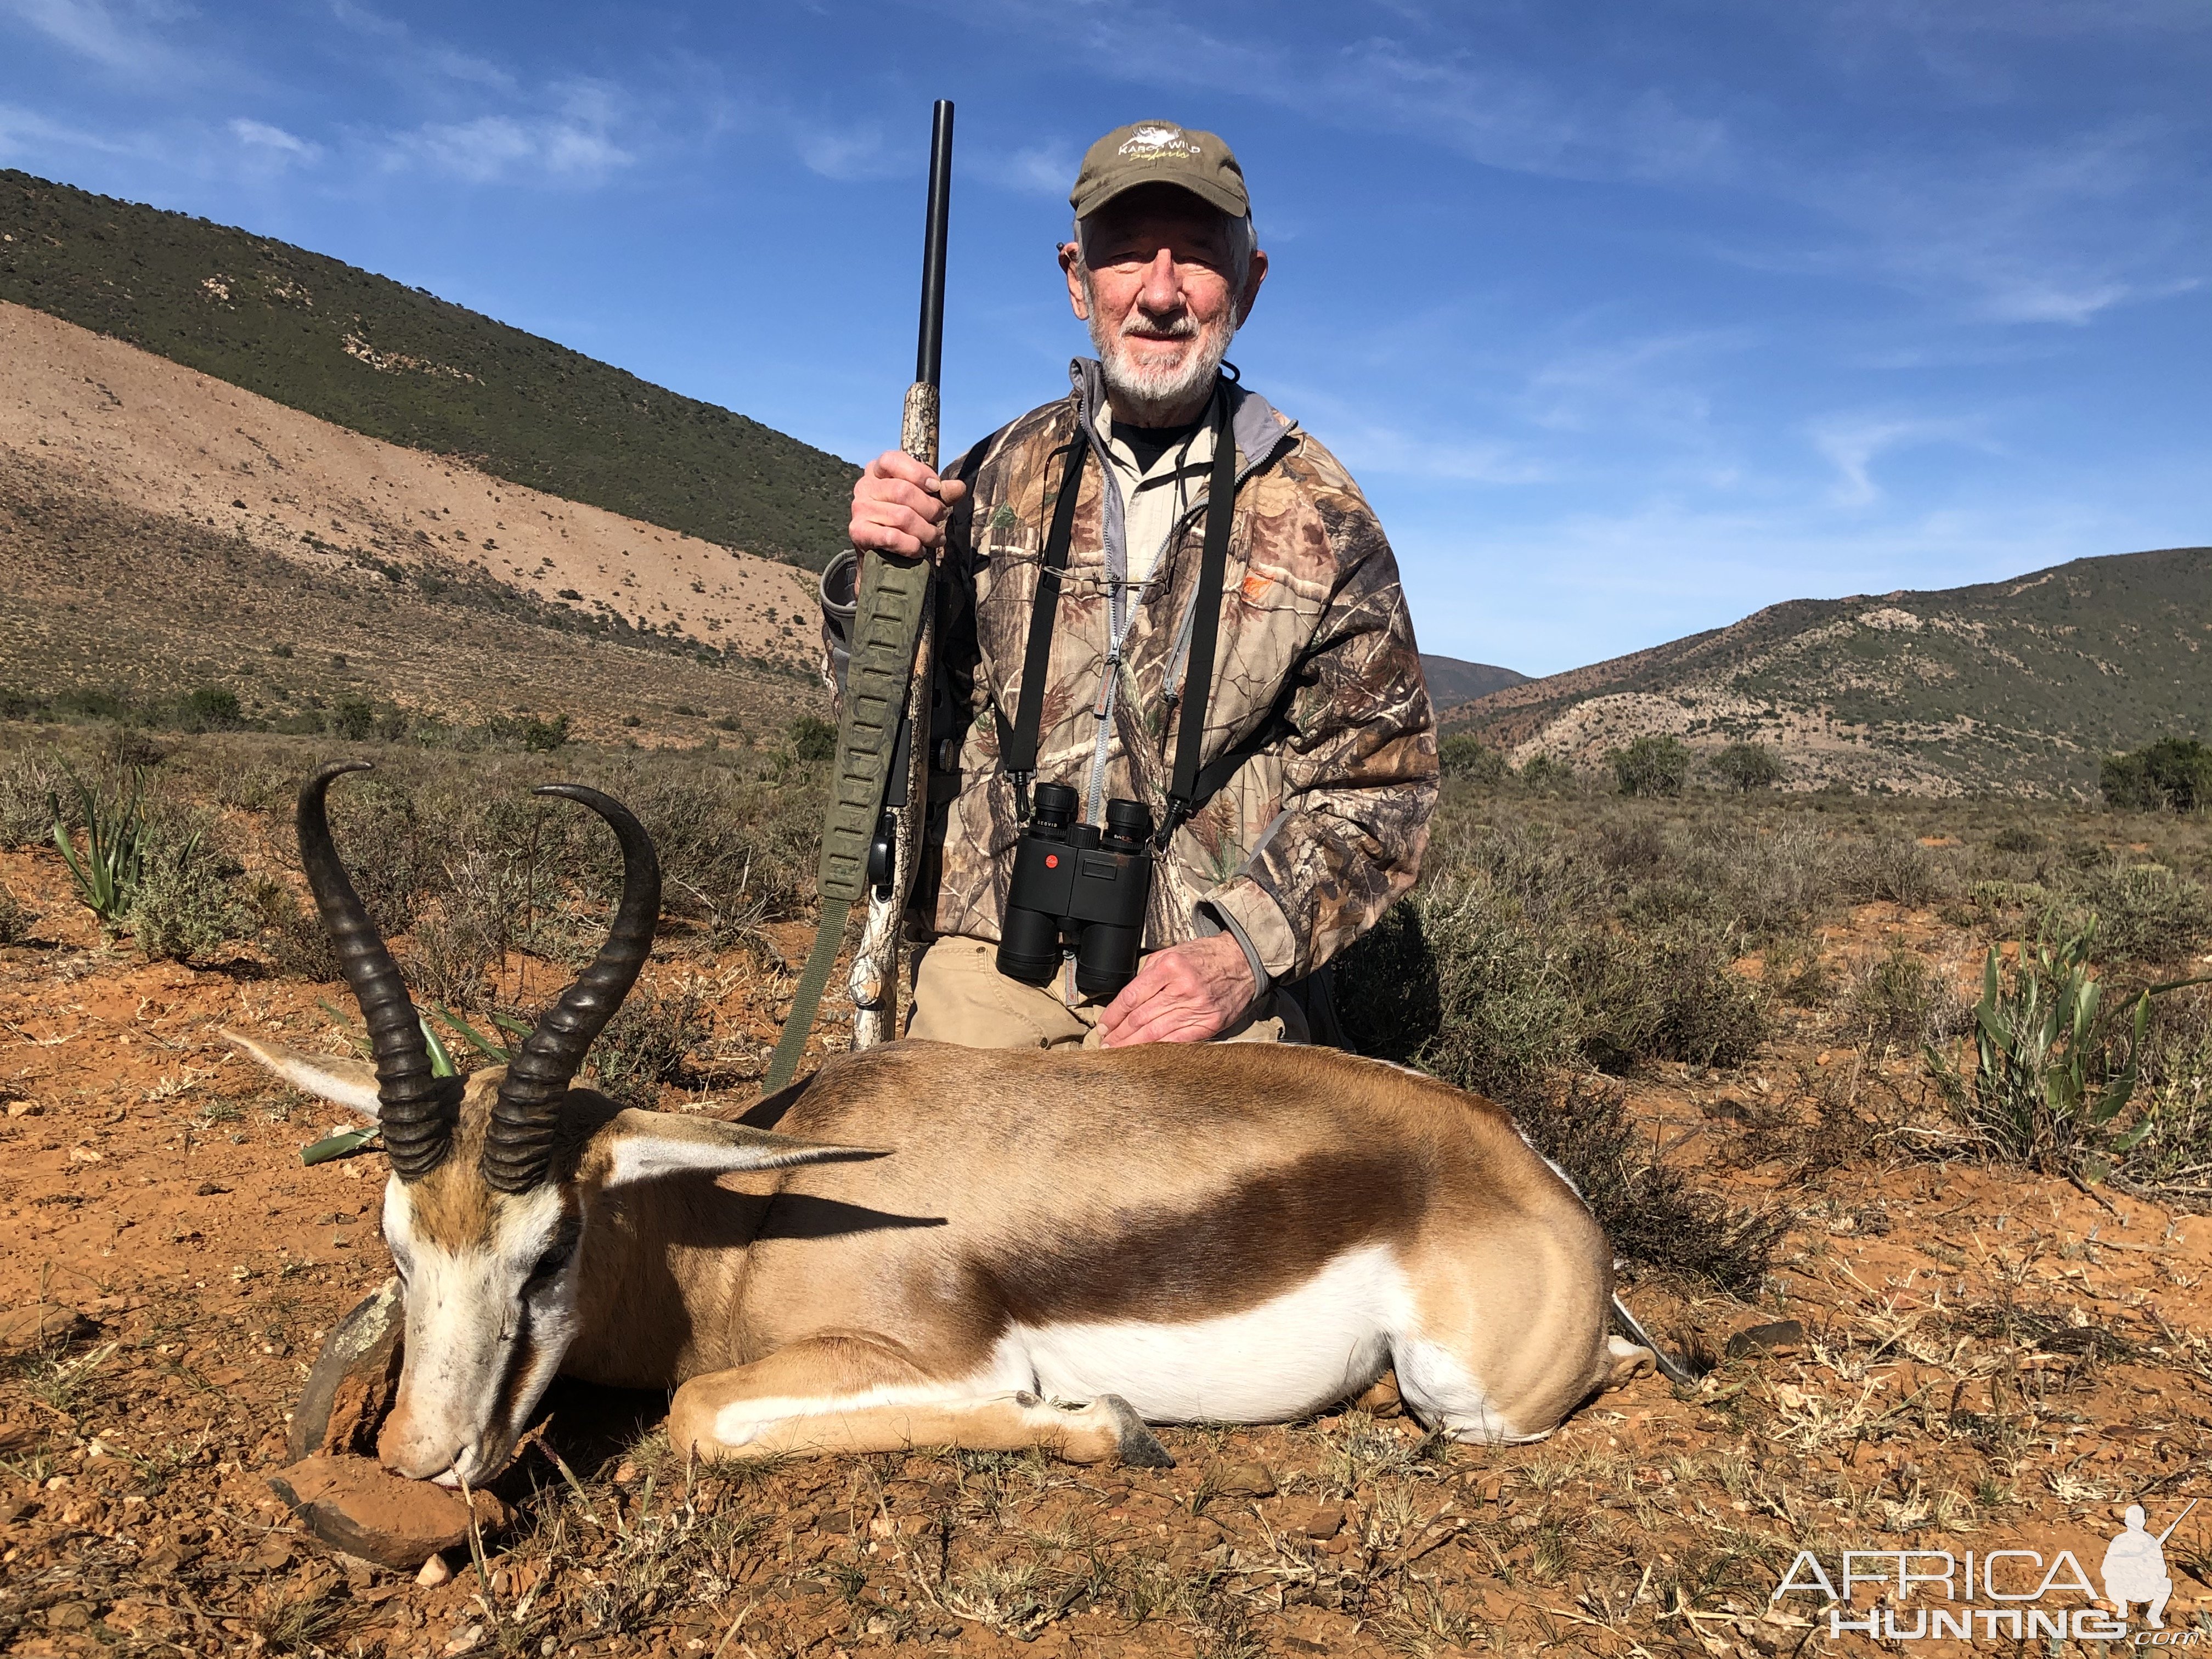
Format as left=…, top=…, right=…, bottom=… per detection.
left=377, top=1176, right=583, bottom=1486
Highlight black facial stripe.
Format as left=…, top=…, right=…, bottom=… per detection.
left=492, top=1296, right=539, bottom=1435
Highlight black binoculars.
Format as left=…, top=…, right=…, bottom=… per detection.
left=996, top=782, right=1154, bottom=998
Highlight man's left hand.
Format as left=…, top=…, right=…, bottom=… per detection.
left=1096, top=934, right=1255, bottom=1046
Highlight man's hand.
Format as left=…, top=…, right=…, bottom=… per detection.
left=1096, top=934, right=1256, bottom=1047
left=850, top=451, right=969, bottom=558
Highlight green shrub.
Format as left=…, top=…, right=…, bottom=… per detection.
left=2081, top=864, right=2212, bottom=963
left=183, top=685, right=242, bottom=731
left=131, top=811, right=254, bottom=961
left=588, top=984, right=710, bottom=1103
left=1850, top=944, right=1961, bottom=1051
left=1711, top=741, right=1785, bottom=793
left=2102, top=738, right=2212, bottom=813
left=1838, top=834, right=1947, bottom=907
left=788, top=714, right=837, bottom=763
left=1607, top=735, right=1690, bottom=798
left=331, top=700, right=375, bottom=742
left=0, top=749, right=67, bottom=848
left=1515, top=752, right=1572, bottom=793
left=1438, top=734, right=1508, bottom=785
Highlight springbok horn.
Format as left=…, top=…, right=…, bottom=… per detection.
left=483, top=785, right=662, bottom=1194
left=297, top=760, right=460, bottom=1181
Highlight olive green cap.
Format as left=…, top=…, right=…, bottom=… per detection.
left=1068, top=120, right=1250, bottom=223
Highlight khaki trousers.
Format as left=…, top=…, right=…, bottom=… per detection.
left=905, top=936, right=1307, bottom=1050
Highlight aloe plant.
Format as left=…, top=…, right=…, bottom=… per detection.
left=49, top=765, right=149, bottom=935
left=1928, top=919, right=2210, bottom=1179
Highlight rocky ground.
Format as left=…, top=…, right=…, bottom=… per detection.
left=3, top=839, right=2208, bottom=1657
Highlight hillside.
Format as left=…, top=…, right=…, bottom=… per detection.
left=1445, top=546, right=2212, bottom=795
left=0, top=170, right=857, bottom=570
left=0, top=302, right=825, bottom=746
left=1419, top=654, right=1526, bottom=709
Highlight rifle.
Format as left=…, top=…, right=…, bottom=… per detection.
left=2157, top=1498, right=2199, bottom=1545
left=763, top=100, right=952, bottom=1091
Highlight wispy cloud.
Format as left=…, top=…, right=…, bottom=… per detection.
left=1808, top=414, right=1996, bottom=507
left=376, top=81, right=635, bottom=186
left=794, top=122, right=896, bottom=182
left=0, top=0, right=190, bottom=77
left=229, top=116, right=318, bottom=164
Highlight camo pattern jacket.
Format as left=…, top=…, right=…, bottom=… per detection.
left=830, top=359, right=1438, bottom=989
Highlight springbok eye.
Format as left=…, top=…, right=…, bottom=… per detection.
left=524, top=1242, right=575, bottom=1289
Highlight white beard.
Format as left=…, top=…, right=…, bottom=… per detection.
left=1085, top=276, right=1237, bottom=426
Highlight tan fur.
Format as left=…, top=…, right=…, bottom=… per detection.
left=236, top=1035, right=1643, bottom=1473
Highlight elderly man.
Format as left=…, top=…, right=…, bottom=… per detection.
left=826, top=119, right=1436, bottom=1048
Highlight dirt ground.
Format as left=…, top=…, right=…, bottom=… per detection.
left=3, top=840, right=2207, bottom=1657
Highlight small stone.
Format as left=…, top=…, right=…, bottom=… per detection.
left=1299, top=1503, right=1346, bottom=1541
left=5, top=1100, right=40, bottom=1117
left=268, top=1454, right=507, bottom=1570
left=195, top=1181, right=229, bottom=1196
left=0, top=1304, right=97, bottom=1355
left=612, top=1460, right=638, bottom=1486
left=1211, top=1461, right=1277, bottom=1499
left=417, top=1553, right=454, bottom=1587
left=1725, top=1319, right=1807, bottom=1361
left=289, top=1279, right=403, bottom=1462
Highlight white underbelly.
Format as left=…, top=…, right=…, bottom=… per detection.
left=999, top=1243, right=1407, bottom=1423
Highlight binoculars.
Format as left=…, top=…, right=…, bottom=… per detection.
left=996, top=782, right=1153, bottom=998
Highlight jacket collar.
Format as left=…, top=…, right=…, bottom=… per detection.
left=1065, top=357, right=1297, bottom=482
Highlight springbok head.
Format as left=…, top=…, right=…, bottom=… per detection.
left=228, top=760, right=868, bottom=1486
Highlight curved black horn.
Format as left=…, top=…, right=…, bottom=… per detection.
left=484, top=785, right=661, bottom=1194
left=297, top=761, right=459, bottom=1182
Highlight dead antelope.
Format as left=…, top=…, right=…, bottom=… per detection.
left=229, top=762, right=1655, bottom=1486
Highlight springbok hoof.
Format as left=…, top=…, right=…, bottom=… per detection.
left=1096, top=1395, right=1174, bottom=1469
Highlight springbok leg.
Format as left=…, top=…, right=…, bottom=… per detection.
left=667, top=1337, right=1173, bottom=1468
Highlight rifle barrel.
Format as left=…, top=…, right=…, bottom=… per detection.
left=915, top=99, right=955, bottom=390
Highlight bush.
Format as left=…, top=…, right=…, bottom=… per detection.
left=2102, top=738, right=2212, bottom=813
left=1838, top=834, right=1948, bottom=907
left=1438, top=734, right=1508, bottom=785
left=0, top=883, right=34, bottom=945
left=2081, top=864, right=2212, bottom=963
left=132, top=829, right=255, bottom=961
left=1515, top=752, right=1572, bottom=793
left=1711, top=742, right=1785, bottom=793
left=1849, top=944, right=1964, bottom=1052
left=0, top=749, right=67, bottom=848
left=331, top=701, right=375, bottom=742
left=1607, top=735, right=1690, bottom=798
left=183, top=686, right=242, bottom=731
left=788, top=714, right=837, bottom=763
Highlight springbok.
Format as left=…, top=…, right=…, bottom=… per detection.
left=229, top=762, right=1657, bottom=1487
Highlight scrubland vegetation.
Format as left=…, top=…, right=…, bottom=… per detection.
left=7, top=713, right=2212, bottom=1657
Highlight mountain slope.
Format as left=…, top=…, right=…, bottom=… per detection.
left=1445, top=547, right=2212, bottom=795
left=1, top=300, right=817, bottom=677
left=1420, top=655, right=1527, bottom=709
left=0, top=170, right=857, bottom=570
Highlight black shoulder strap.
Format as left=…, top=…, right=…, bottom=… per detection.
left=997, top=387, right=1243, bottom=838
left=1155, top=393, right=1239, bottom=847
left=997, top=428, right=1087, bottom=818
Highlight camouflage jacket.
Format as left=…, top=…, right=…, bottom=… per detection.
left=825, top=360, right=1437, bottom=990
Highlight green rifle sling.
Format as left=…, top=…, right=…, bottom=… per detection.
left=761, top=547, right=934, bottom=1092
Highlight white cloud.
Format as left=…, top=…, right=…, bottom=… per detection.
left=794, top=123, right=900, bottom=182
left=229, top=116, right=319, bottom=163
left=1806, top=415, right=1996, bottom=507
left=374, top=83, right=637, bottom=187
left=0, top=0, right=189, bottom=77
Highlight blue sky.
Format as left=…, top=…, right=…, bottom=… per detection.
left=2, top=1, right=2206, bottom=676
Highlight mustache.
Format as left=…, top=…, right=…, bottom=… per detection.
left=1120, top=307, right=1199, bottom=340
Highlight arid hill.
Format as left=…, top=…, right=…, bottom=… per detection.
left=1444, top=546, right=2212, bottom=795
left=0, top=301, right=825, bottom=744
left=1, top=169, right=857, bottom=568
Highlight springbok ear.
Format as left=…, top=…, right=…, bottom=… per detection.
left=584, top=1109, right=886, bottom=1190
left=222, top=1029, right=382, bottom=1119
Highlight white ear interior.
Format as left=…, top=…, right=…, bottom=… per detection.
left=221, top=1029, right=382, bottom=1119
left=596, top=1109, right=883, bottom=1189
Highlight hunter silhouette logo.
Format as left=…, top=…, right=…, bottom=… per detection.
left=1771, top=1498, right=2200, bottom=1641
left=2104, top=1500, right=2194, bottom=1628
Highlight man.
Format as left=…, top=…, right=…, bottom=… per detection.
left=2103, top=1504, right=2175, bottom=1628
left=825, top=119, right=1436, bottom=1048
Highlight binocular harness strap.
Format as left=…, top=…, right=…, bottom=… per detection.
left=998, top=387, right=1242, bottom=850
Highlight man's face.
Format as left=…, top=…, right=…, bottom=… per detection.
left=1061, top=184, right=1267, bottom=423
